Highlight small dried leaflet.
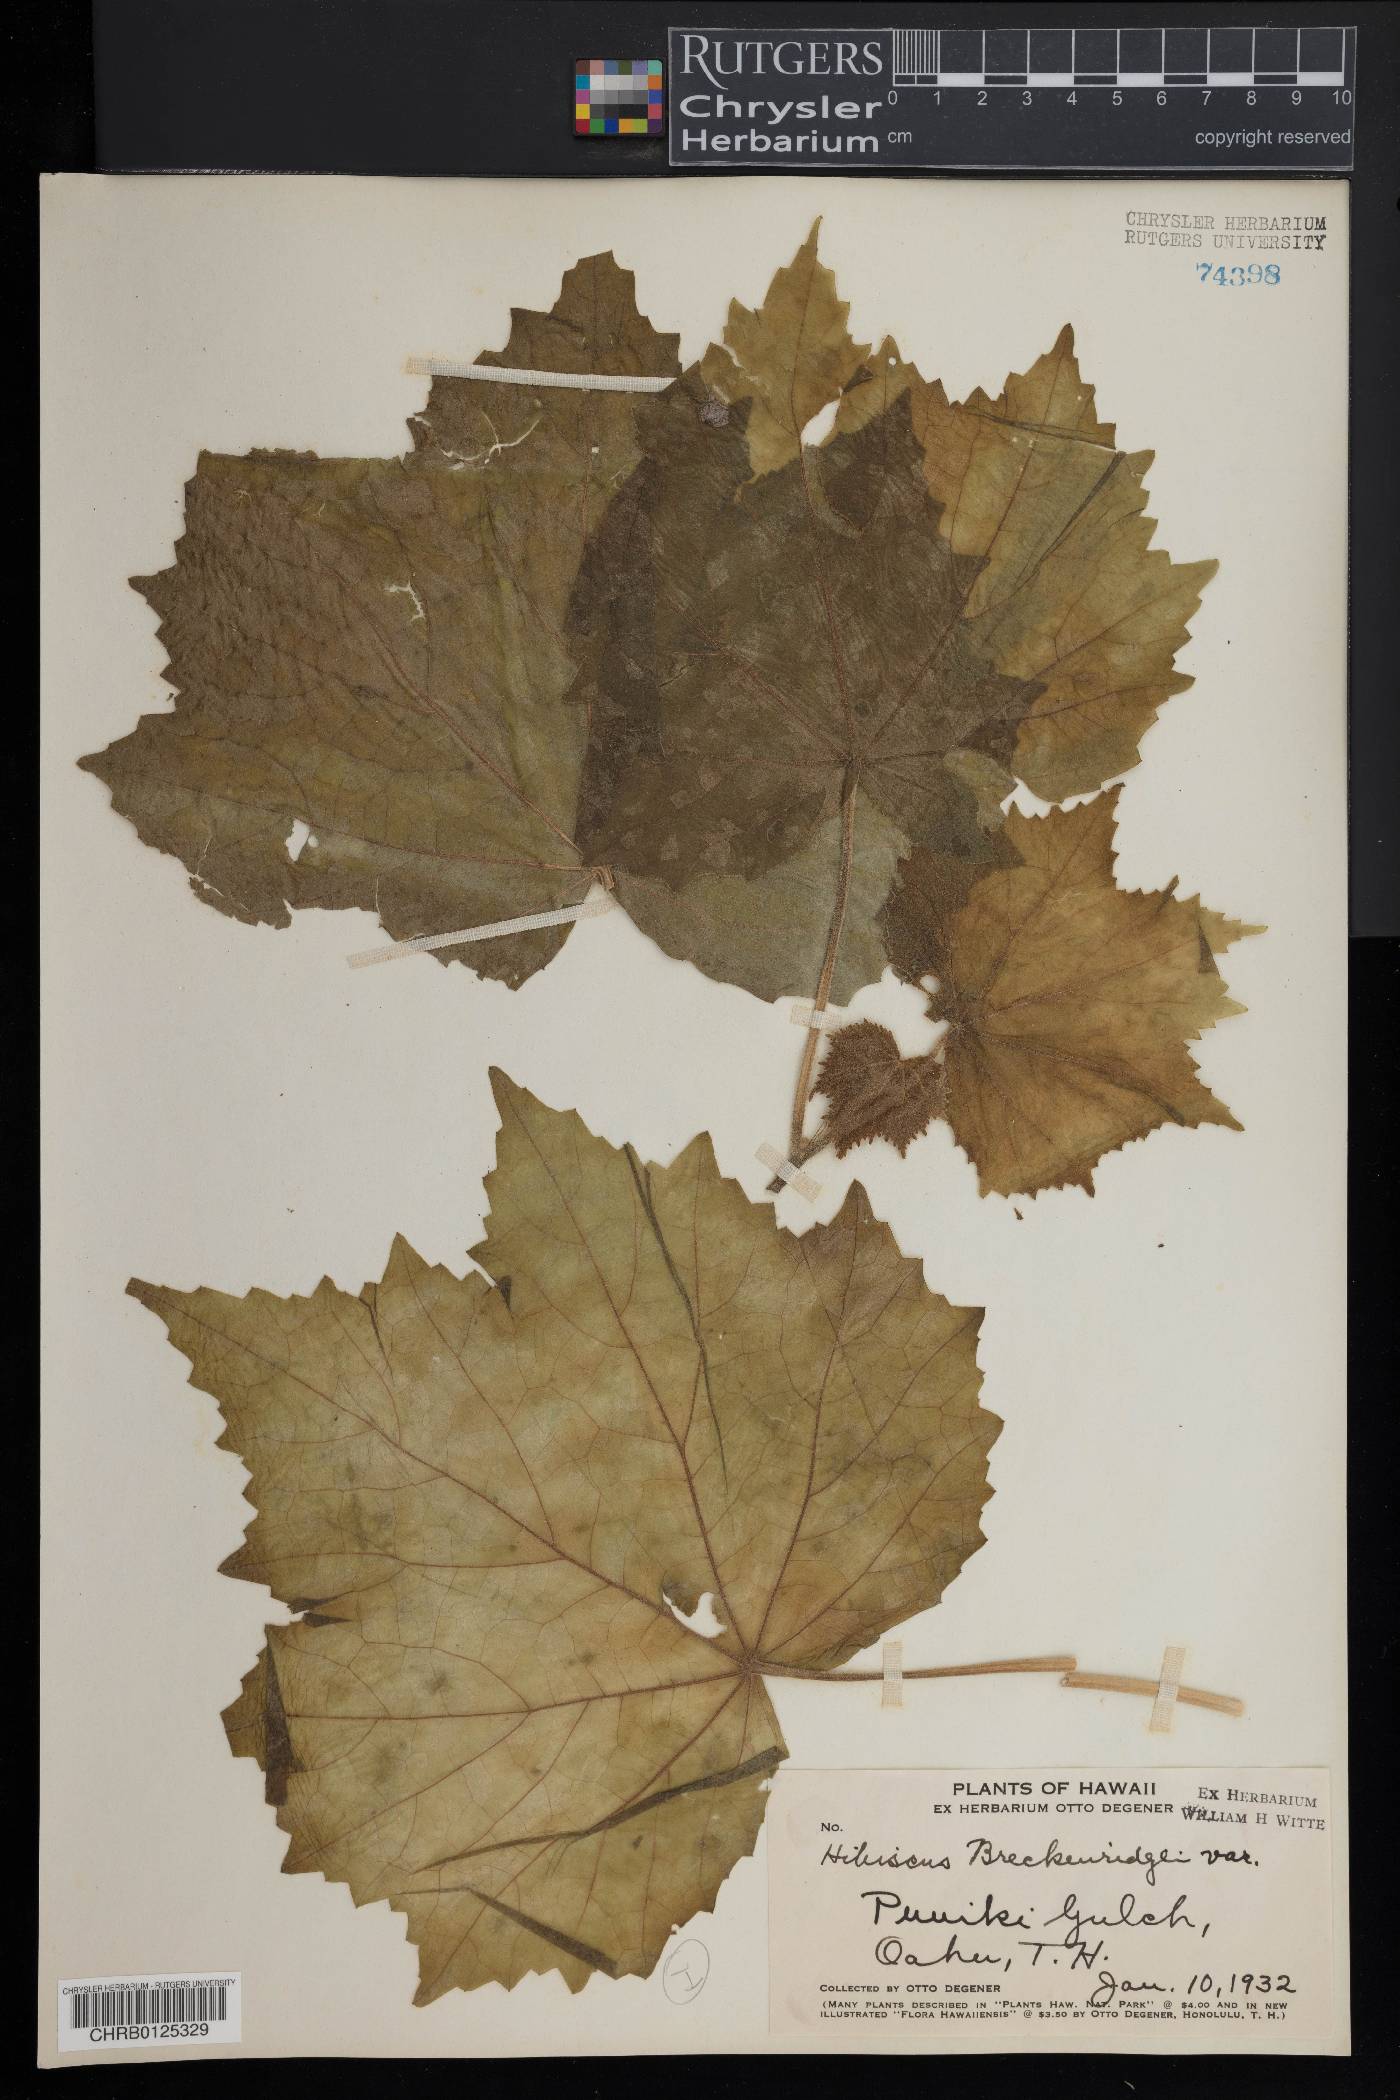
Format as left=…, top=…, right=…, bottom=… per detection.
left=132, top=1074, right=995, bottom=1999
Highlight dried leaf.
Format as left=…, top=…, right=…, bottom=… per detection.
left=894, top=792, right=1258, bottom=1196
left=834, top=325, right=1215, bottom=801
left=572, top=240, right=1217, bottom=1012
left=909, top=329, right=1217, bottom=803
left=412, top=250, right=681, bottom=498
left=84, top=231, right=1226, bottom=1033
left=699, top=220, right=870, bottom=477
left=80, top=257, right=679, bottom=984
left=601, top=805, right=911, bottom=1015
left=814, top=1020, right=945, bottom=1158
left=130, top=1073, right=994, bottom=1999
left=572, top=360, right=1034, bottom=1003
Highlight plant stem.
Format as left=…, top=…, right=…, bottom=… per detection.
left=1060, top=1670, right=1245, bottom=1718
left=785, top=766, right=858, bottom=1165
left=762, top=1653, right=1076, bottom=1683
left=758, top=1655, right=1245, bottom=1717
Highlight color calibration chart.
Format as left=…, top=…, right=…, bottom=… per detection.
left=576, top=59, right=665, bottom=136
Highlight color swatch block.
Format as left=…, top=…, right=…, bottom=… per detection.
left=575, top=58, right=664, bottom=136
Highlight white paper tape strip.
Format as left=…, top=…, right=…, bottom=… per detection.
left=789, top=1000, right=840, bottom=1032
left=1148, top=1644, right=1187, bottom=1734
left=347, top=896, right=614, bottom=969
left=755, top=1142, right=821, bottom=1203
left=406, top=358, right=674, bottom=394
left=881, top=1639, right=904, bottom=1709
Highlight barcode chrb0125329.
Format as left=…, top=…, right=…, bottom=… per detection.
left=58, top=1972, right=241, bottom=2052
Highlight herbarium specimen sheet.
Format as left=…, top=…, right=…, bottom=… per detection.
left=41, top=176, right=1348, bottom=2060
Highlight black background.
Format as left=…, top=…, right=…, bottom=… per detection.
left=15, top=4, right=1400, bottom=2096
left=95, top=6, right=1360, bottom=175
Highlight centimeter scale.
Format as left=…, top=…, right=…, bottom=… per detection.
left=891, top=24, right=1350, bottom=89
left=667, top=24, right=1356, bottom=169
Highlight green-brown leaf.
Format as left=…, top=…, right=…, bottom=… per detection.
left=131, top=1073, right=995, bottom=1998
left=572, top=366, right=1034, bottom=1002
left=80, top=256, right=679, bottom=985
left=878, top=791, right=1260, bottom=1195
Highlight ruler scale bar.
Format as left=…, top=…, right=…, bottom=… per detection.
left=891, top=76, right=1347, bottom=89
left=891, top=24, right=1347, bottom=90
left=677, top=25, right=1354, bottom=170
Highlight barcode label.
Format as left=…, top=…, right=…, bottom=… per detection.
left=71, top=1981, right=228, bottom=2026
left=58, top=1972, right=241, bottom=2051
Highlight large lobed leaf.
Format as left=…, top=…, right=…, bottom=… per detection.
left=570, top=363, right=1033, bottom=1002
left=842, top=328, right=1218, bottom=804
left=83, top=227, right=1224, bottom=1012
left=85, top=232, right=1254, bottom=1190
left=828, top=791, right=1260, bottom=1196
left=81, top=257, right=680, bottom=985
left=131, top=1074, right=995, bottom=1999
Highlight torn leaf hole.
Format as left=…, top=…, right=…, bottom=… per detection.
left=666, top=1589, right=727, bottom=1639
left=799, top=397, right=839, bottom=449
